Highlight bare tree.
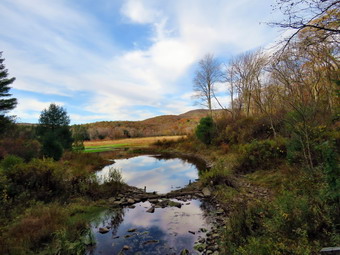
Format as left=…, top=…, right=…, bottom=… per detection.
left=270, top=0, right=340, bottom=51
left=193, top=54, right=222, bottom=116
left=229, top=50, right=267, bottom=117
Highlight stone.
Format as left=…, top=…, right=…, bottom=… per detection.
left=149, top=198, right=159, bottom=204
left=123, top=245, right=130, bottom=250
left=127, top=198, right=135, bottom=204
left=168, top=201, right=182, bottom=208
left=113, top=201, right=123, bottom=207
left=200, top=227, right=208, bottom=233
left=202, top=187, right=212, bottom=197
left=146, top=206, right=155, bottom=213
left=180, top=249, right=189, bottom=255
left=127, top=228, right=137, bottom=232
left=108, top=197, right=116, bottom=203
left=216, top=209, right=224, bottom=215
left=143, top=240, right=159, bottom=245
left=98, top=227, right=109, bottom=234
left=188, top=230, right=195, bottom=235
left=128, top=205, right=136, bottom=209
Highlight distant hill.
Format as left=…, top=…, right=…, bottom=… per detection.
left=82, top=109, right=223, bottom=140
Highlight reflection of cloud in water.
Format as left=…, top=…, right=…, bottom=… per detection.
left=88, top=199, right=211, bottom=255
left=96, top=155, right=199, bottom=193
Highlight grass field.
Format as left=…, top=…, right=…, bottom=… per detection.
left=84, top=136, right=185, bottom=153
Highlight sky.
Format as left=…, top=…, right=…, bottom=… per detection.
left=0, top=0, right=283, bottom=124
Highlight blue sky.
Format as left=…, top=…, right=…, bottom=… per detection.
left=0, top=0, right=283, bottom=124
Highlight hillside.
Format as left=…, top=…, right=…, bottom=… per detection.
left=82, top=109, right=223, bottom=140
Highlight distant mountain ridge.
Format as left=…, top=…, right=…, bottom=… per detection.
left=83, top=109, right=221, bottom=140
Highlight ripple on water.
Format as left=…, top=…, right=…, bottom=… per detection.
left=87, top=199, right=212, bottom=255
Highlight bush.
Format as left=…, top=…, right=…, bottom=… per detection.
left=3, top=159, right=68, bottom=201
left=236, top=138, right=286, bottom=174
left=195, top=116, right=215, bottom=145
left=0, top=138, right=41, bottom=161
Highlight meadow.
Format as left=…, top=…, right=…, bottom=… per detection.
left=84, top=135, right=185, bottom=152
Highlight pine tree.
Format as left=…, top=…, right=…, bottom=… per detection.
left=0, top=52, right=17, bottom=114
left=38, top=103, right=73, bottom=160
left=0, top=52, right=17, bottom=135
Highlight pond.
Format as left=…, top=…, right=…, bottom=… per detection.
left=87, top=199, right=213, bottom=255
left=96, top=155, right=204, bottom=193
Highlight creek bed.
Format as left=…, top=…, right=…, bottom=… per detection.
left=87, top=199, right=213, bottom=255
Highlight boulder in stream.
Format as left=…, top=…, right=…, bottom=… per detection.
left=98, top=227, right=110, bottom=234
left=146, top=206, right=155, bottom=213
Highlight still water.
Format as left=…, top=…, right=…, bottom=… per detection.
left=96, top=155, right=201, bottom=193
left=87, top=199, right=212, bottom=255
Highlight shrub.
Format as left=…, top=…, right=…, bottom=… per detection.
left=3, top=159, right=68, bottom=201
left=0, top=138, right=41, bottom=161
left=195, top=116, right=215, bottom=145
left=1, top=204, right=67, bottom=254
left=236, top=138, right=286, bottom=174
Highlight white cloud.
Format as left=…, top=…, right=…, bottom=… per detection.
left=121, top=0, right=160, bottom=24
left=12, top=98, right=64, bottom=122
left=0, top=0, right=282, bottom=123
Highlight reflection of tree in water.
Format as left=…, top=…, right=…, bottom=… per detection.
left=110, top=208, right=125, bottom=236
left=200, top=199, right=216, bottom=225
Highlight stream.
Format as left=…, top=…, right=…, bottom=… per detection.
left=87, top=155, right=215, bottom=255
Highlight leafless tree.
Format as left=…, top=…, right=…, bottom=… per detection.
left=193, top=54, right=222, bottom=116
left=270, top=0, right=340, bottom=52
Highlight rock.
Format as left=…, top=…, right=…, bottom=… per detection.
left=113, top=236, right=119, bottom=239
left=194, top=243, right=207, bottom=252
left=127, top=198, right=135, bottom=204
left=142, top=240, right=159, bottom=245
left=168, top=201, right=182, bottom=208
left=123, top=245, right=130, bottom=250
left=98, top=227, right=109, bottom=234
left=128, top=205, right=136, bottom=209
left=127, top=228, right=137, bottom=232
left=113, top=201, right=123, bottom=206
left=188, top=230, right=195, bottom=235
left=200, top=227, right=208, bottom=233
left=146, top=206, right=155, bottom=213
left=202, top=187, right=212, bottom=197
left=108, top=197, right=116, bottom=203
left=124, top=234, right=134, bottom=238
left=149, top=198, right=159, bottom=204
left=216, top=209, right=224, bottom=215
left=180, top=249, right=189, bottom=255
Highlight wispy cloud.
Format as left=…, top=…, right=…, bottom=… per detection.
left=0, top=0, right=281, bottom=124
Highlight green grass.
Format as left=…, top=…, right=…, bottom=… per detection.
left=84, top=143, right=129, bottom=153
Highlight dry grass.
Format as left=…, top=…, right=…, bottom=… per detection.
left=84, top=135, right=186, bottom=148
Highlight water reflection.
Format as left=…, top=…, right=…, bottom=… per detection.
left=87, top=199, right=212, bottom=255
left=97, top=155, right=201, bottom=193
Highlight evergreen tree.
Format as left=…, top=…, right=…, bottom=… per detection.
left=195, top=116, right=215, bottom=145
left=38, top=103, right=73, bottom=160
left=0, top=52, right=17, bottom=135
